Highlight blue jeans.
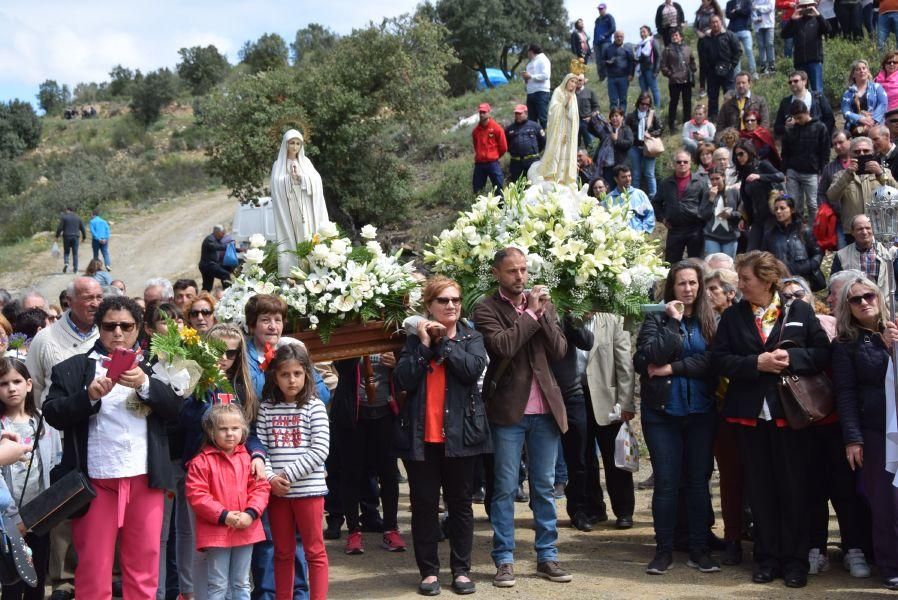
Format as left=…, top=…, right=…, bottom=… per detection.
left=642, top=407, right=717, bottom=553
left=91, top=238, right=111, bottom=268
left=206, top=545, right=253, bottom=600
left=703, top=239, right=737, bottom=259
left=527, top=91, right=550, bottom=129
left=251, top=510, right=308, bottom=600
left=554, top=438, right=568, bottom=485
left=781, top=22, right=793, bottom=58
left=879, top=12, right=898, bottom=50
left=734, top=29, right=756, bottom=74
left=756, top=28, right=775, bottom=69
left=607, top=76, right=629, bottom=109
left=472, top=161, right=503, bottom=193
left=638, top=69, right=661, bottom=109
left=490, top=414, right=560, bottom=565
left=796, top=62, right=823, bottom=93
left=628, top=146, right=657, bottom=199
left=578, top=118, right=595, bottom=150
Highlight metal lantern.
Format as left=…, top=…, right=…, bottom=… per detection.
left=867, top=186, right=898, bottom=246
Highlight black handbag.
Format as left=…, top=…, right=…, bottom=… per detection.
left=18, top=416, right=95, bottom=537
left=0, top=527, right=37, bottom=587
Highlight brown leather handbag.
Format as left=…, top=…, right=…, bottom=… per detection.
left=777, top=371, right=835, bottom=430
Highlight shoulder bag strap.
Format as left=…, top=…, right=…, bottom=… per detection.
left=16, top=413, right=43, bottom=509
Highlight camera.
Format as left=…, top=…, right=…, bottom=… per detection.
left=856, top=154, right=876, bottom=172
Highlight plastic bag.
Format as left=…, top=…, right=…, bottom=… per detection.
left=222, top=242, right=239, bottom=268
left=50, top=242, right=60, bottom=259
left=614, top=422, right=640, bottom=473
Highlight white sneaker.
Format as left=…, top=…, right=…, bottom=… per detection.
left=808, top=548, right=821, bottom=575
left=844, top=548, right=871, bottom=578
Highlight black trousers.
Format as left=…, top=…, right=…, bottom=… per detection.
left=584, top=392, right=635, bottom=518
left=509, top=158, right=536, bottom=183
left=664, top=224, right=704, bottom=264
left=668, top=83, right=692, bottom=132
left=738, top=421, right=812, bottom=574
left=808, top=422, right=872, bottom=553
left=325, top=421, right=382, bottom=528
left=836, top=1, right=863, bottom=39
left=336, top=414, right=399, bottom=531
left=199, top=260, right=232, bottom=292
left=2, top=530, right=50, bottom=600
left=404, top=445, right=476, bottom=578
left=706, top=72, right=734, bottom=121
left=560, top=393, right=589, bottom=518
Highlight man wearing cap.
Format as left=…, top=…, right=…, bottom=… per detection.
left=782, top=0, right=829, bottom=92
left=593, top=4, right=616, bottom=80
left=472, top=103, right=508, bottom=193
left=506, top=105, right=546, bottom=182
left=523, top=44, right=552, bottom=128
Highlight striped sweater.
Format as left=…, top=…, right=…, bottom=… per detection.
left=256, top=398, right=329, bottom=498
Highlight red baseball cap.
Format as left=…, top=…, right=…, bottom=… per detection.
left=478, top=103, right=491, bottom=113
left=513, top=104, right=528, bottom=113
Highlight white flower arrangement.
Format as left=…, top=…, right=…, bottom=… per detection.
left=215, top=222, right=420, bottom=341
left=423, top=183, right=667, bottom=318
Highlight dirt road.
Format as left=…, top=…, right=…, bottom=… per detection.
left=0, top=190, right=236, bottom=300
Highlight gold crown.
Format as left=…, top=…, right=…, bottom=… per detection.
left=569, top=58, right=588, bottom=77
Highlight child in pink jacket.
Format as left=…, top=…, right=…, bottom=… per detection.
left=186, top=403, right=270, bottom=600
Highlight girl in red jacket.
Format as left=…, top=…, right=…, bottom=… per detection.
left=186, top=403, right=270, bottom=600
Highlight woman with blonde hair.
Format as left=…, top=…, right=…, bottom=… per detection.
left=841, top=59, right=888, bottom=134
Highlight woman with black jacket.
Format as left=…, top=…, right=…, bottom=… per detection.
left=633, top=261, right=719, bottom=576
left=593, top=107, right=634, bottom=184
left=626, top=92, right=664, bottom=199
left=760, top=195, right=825, bottom=290
left=832, top=274, right=898, bottom=591
left=43, top=296, right=181, bottom=600
left=732, top=139, right=785, bottom=251
left=394, top=276, right=489, bottom=596
left=711, top=251, right=831, bottom=589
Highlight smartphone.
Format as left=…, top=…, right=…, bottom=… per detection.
left=856, top=154, right=876, bottom=172
left=105, top=348, right=137, bottom=383
left=640, top=303, right=667, bottom=313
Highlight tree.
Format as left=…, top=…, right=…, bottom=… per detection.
left=291, top=24, right=338, bottom=64
left=129, top=68, right=179, bottom=127
left=0, top=100, right=41, bottom=159
left=199, top=17, right=454, bottom=230
left=177, top=45, right=230, bottom=95
left=108, top=65, right=135, bottom=97
left=424, top=0, right=567, bottom=85
left=239, top=33, right=289, bottom=73
left=37, top=80, right=71, bottom=115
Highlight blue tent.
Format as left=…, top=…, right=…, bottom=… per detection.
left=476, top=68, right=510, bottom=90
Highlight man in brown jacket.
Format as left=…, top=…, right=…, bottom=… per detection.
left=471, top=247, right=570, bottom=588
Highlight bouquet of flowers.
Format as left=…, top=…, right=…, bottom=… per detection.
left=215, top=226, right=421, bottom=342
left=424, top=183, right=667, bottom=319
left=149, top=319, right=233, bottom=399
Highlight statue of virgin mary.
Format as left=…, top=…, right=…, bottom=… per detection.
left=528, top=73, right=581, bottom=186
left=270, top=129, right=329, bottom=278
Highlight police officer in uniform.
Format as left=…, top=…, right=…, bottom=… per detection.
left=505, top=104, right=546, bottom=182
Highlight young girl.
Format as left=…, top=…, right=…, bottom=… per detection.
left=185, top=403, right=270, bottom=600
left=0, top=357, right=61, bottom=600
left=255, top=344, right=329, bottom=600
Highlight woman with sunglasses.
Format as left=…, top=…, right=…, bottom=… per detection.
left=43, top=296, right=182, bottom=600
left=832, top=275, right=898, bottom=590
left=184, top=292, right=216, bottom=334
left=739, top=110, right=780, bottom=170
left=760, top=194, right=824, bottom=291
left=394, top=276, right=488, bottom=596
left=875, top=52, right=898, bottom=112
left=712, top=251, right=831, bottom=588
left=732, top=139, right=785, bottom=251
left=625, top=91, right=663, bottom=200
left=842, top=59, right=888, bottom=135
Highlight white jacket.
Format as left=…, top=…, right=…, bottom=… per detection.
left=25, top=312, right=98, bottom=407
left=752, top=0, right=775, bottom=30
left=585, top=313, right=635, bottom=427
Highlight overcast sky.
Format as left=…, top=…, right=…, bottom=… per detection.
left=0, top=0, right=701, bottom=106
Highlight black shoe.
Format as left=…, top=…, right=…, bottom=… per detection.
left=616, top=515, right=633, bottom=529
left=687, top=550, right=721, bottom=573
left=646, top=551, right=673, bottom=575
left=324, top=521, right=341, bottom=540
left=571, top=512, right=593, bottom=532
left=784, top=570, right=807, bottom=588
left=722, top=541, right=742, bottom=566
left=472, top=487, right=485, bottom=504
left=636, top=474, right=654, bottom=490
left=62, top=265, right=68, bottom=274
left=587, top=507, right=608, bottom=524
left=49, top=591, right=74, bottom=600
left=515, top=484, right=529, bottom=503
left=418, top=578, right=441, bottom=596
left=752, top=566, right=779, bottom=584
left=451, top=575, right=476, bottom=595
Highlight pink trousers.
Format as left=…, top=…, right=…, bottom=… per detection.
left=71, top=475, right=164, bottom=600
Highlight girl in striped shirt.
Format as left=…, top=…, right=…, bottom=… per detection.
left=256, top=343, right=329, bottom=600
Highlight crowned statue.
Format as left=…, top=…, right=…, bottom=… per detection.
left=270, top=129, right=329, bottom=278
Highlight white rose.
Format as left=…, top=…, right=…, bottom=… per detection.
left=317, top=221, right=339, bottom=239
left=329, top=239, right=349, bottom=256
left=360, top=224, right=377, bottom=239
left=365, top=240, right=383, bottom=256
left=244, top=248, right=264, bottom=264
left=248, top=233, right=266, bottom=249
left=617, top=271, right=633, bottom=287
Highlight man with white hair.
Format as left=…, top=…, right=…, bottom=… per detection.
left=143, top=278, right=174, bottom=306
left=831, top=215, right=897, bottom=298
left=827, top=136, right=898, bottom=229
left=706, top=252, right=735, bottom=270
left=21, top=289, right=49, bottom=311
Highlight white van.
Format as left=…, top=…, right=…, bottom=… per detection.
left=231, top=197, right=277, bottom=249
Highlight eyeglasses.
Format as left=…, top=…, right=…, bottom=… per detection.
left=734, top=151, right=747, bottom=157
left=889, top=119, right=898, bottom=124
left=847, top=292, right=878, bottom=306
left=100, top=321, right=137, bottom=333
left=675, top=159, right=690, bottom=164
left=189, top=308, right=213, bottom=318
left=788, top=78, right=803, bottom=84
left=744, top=118, right=757, bottom=123
left=781, top=290, right=806, bottom=301
left=433, top=297, right=462, bottom=306
left=887, top=60, right=898, bottom=65
left=223, top=349, right=239, bottom=360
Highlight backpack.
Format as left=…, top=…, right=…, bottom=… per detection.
left=813, top=202, right=837, bottom=252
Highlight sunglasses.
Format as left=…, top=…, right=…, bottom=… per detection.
left=223, top=349, right=239, bottom=360
left=100, top=321, right=137, bottom=333
left=788, top=78, right=803, bottom=84
left=675, top=159, right=690, bottom=164
left=734, top=151, right=747, bottom=157
left=847, top=292, right=878, bottom=306
left=744, top=118, right=757, bottom=123
left=434, top=297, right=462, bottom=306
left=189, top=308, right=214, bottom=318
left=781, top=290, right=806, bottom=301
left=887, top=60, right=898, bottom=65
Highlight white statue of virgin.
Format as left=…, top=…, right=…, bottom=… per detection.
left=270, top=129, right=329, bottom=278
left=528, top=73, right=580, bottom=186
